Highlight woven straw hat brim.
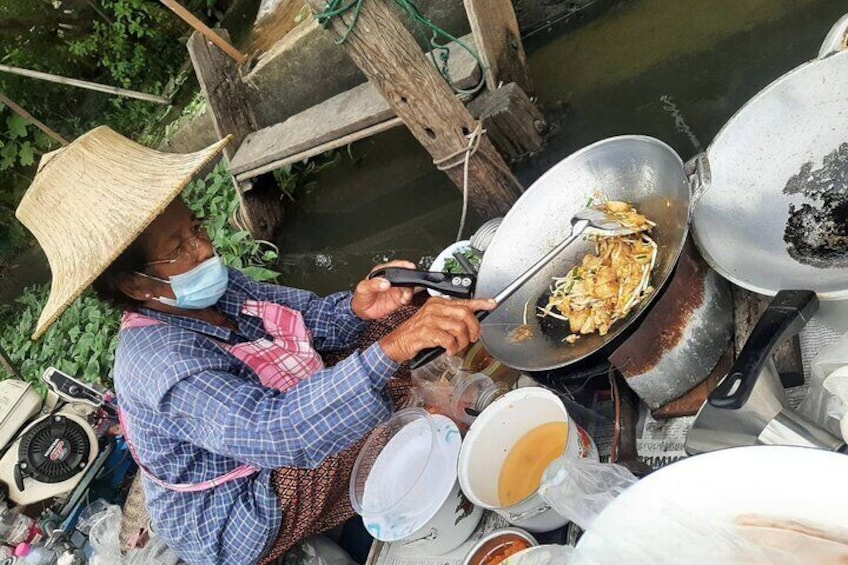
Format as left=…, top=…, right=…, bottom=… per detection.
left=16, top=126, right=231, bottom=339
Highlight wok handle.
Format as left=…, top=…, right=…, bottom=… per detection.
left=709, top=290, right=818, bottom=410
left=408, top=311, right=491, bottom=370
left=369, top=267, right=475, bottom=298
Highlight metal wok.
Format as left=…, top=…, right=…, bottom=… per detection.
left=475, top=136, right=692, bottom=371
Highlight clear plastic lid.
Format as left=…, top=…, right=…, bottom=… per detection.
left=350, top=408, right=461, bottom=542
left=350, top=408, right=437, bottom=517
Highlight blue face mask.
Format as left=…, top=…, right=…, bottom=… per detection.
left=141, top=255, right=229, bottom=309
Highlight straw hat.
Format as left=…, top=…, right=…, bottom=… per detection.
left=16, top=126, right=231, bottom=339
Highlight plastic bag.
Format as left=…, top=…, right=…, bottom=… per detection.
left=558, top=501, right=848, bottom=565
left=538, top=457, right=638, bottom=531
left=88, top=504, right=183, bottom=565
left=88, top=504, right=123, bottom=565
left=798, top=329, right=848, bottom=440
left=283, top=536, right=356, bottom=565
left=76, top=499, right=113, bottom=536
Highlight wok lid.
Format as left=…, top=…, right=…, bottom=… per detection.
left=693, top=18, right=848, bottom=299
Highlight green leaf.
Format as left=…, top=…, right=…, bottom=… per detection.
left=0, top=143, right=17, bottom=170
left=241, top=266, right=281, bottom=282
left=17, top=141, right=33, bottom=166
left=6, top=114, right=28, bottom=139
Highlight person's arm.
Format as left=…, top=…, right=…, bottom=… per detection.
left=155, top=341, right=396, bottom=469
left=229, top=268, right=365, bottom=351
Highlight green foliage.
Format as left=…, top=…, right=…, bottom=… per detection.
left=0, top=162, right=280, bottom=390
left=185, top=161, right=281, bottom=282
left=0, top=105, right=61, bottom=263
left=0, top=107, right=59, bottom=172
left=66, top=0, right=189, bottom=136
left=0, top=0, right=226, bottom=263
left=0, top=286, right=122, bottom=392
left=273, top=149, right=346, bottom=201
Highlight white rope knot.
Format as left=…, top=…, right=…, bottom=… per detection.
left=433, top=122, right=486, bottom=172
left=432, top=123, right=487, bottom=241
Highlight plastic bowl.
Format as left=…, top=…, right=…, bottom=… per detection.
left=350, top=408, right=461, bottom=541
left=350, top=408, right=435, bottom=518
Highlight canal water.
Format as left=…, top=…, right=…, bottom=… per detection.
left=273, top=0, right=848, bottom=295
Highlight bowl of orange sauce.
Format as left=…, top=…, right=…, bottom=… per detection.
left=462, top=528, right=537, bottom=565
left=458, top=387, right=599, bottom=532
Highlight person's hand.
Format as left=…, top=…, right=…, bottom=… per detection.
left=351, top=260, right=418, bottom=321
left=379, top=297, right=497, bottom=363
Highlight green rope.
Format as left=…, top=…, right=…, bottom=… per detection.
left=315, top=0, right=486, bottom=96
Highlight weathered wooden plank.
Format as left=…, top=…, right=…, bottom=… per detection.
left=231, top=81, right=393, bottom=176
left=304, top=0, right=522, bottom=218
left=463, top=0, right=533, bottom=94
left=230, top=34, right=481, bottom=178
left=468, top=82, right=546, bottom=162
left=234, top=117, right=403, bottom=181
left=187, top=29, right=282, bottom=240
left=187, top=29, right=256, bottom=161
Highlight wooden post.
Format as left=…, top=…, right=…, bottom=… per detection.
left=305, top=0, right=522, bottom=218
left=161, top=0, right=247, bottom=64
left=187, top=30, right=256, bottom=161
left=463, top=0, right=533, bottom=95
left=0, top=93, right=68, bottom=146
left=468, top=82, right=546, bottom=162
left=0, top=64, right=170, bottom=104
left=187, top=30, right=283, bottom=240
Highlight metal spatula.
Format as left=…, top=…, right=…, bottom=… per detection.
left=408, top=208, right=636, bottom=369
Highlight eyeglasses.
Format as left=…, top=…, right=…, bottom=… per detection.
left=145, top=220, right=210, bottom=267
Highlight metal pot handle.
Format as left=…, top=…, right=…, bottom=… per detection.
left=684, top=153, right=711, bottom=217
left=709, top=291, right=817, bottom=410
left=818, top=13, right=848, bottom=59
left=507, top=502, right=551, bottom=523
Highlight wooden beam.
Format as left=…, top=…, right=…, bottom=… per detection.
left=0, top=93, right=68, bottom=146
left=187, top=28, right=282, bottom=239
left=305, top=0, right=522, bottom=219
left=0, top=64, right=170, bottom=104
left=160, top=0, right=247, bottom=64
left=468, top=82, right=546, bottom=162
left=463, top=0, right=533, bottom=95
left=187, top=30, right=256, bottom=161
left=234, top=117, right=403, bottom=181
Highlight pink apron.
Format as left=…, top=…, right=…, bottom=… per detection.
left=119, top=301, right=324, bottom=492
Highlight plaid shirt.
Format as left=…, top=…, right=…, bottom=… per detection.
left=114, top=269, right=398, bottom=565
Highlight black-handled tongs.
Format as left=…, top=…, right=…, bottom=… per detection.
left=368, top=267, right=476, bottom=298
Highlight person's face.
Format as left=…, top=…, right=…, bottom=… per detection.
left=118, top=199, right=215, bottom=304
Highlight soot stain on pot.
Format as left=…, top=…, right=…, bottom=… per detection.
left=612, top=246, right=704, bottom=376
left=783, top=142, right=848, bottom=268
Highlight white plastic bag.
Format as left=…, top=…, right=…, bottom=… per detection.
left=560, top=502, right=848, bottom=564
left=798, top=330, right=848, bottom=439
left=503, top=545, right=574, bottom=564
left=88, top=504, right=184, bottom=565
left=88, top=504, right=123, bottom=565
left=538, top=457, right=638, bottom=531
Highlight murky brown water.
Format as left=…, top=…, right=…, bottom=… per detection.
left=273, top=0, right=848, bottom=295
